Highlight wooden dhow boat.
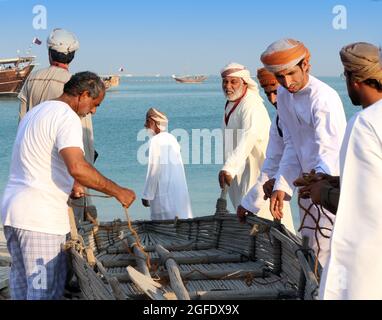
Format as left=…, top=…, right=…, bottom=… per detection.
left=0, top=57, right=35, bottom=95
left=101, top=75, right=120, bottom=90
left=68, top=190, right=319, bottom=300
left=172, top=74, right=207, bottom=83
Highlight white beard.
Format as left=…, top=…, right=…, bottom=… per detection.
left=224, top=84, right=246, bottom=102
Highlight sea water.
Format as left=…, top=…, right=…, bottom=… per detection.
left=0, top=76, right=358, bottom=224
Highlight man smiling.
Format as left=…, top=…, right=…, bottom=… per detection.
left=219, top=63, right=271, bottom=211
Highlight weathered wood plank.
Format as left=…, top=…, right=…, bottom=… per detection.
left=125, top=236, right=150, bottom=277
left=102, top=253, right=246, bottom=268
left=107, top=242, right=214, bottom=254
left=163, top=288, right=297, bottom=300
left=0, top=255, right=11, bottom=267
left=155, top=244, right=190, bottom=300
left=126, top=266, right=168, bottom=300
left=0, top=267, right=10, bottom=290
left=154, top=267, right=269, bottom=282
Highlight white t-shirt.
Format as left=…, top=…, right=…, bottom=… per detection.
left=1, top=100, right=84, bottom=235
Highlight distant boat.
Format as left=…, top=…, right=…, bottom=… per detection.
left=0, top=56, right=35, bottom=95
left=172, top=74, right=207, bottom=83
left=101, top=75, right=120, bottom=90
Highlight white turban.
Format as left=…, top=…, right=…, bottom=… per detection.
left=146, top=108, right=168, bottom=131
left=220, top=63, right=259, bottom=93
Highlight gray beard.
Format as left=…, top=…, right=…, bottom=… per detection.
left=225, top=88, right=245, bottom=102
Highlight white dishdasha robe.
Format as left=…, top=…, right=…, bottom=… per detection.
left=241, top=114, right=295, bottom=233
left=143, top=132, right=193, bottom=220
left=222, top=90, right=271, bottom=211
left=274, top=75, right=347, bottom=267
left=320, top=99, right=382, bottom=300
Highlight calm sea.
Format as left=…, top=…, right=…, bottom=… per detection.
left=0, top=76, right=358, bottom=222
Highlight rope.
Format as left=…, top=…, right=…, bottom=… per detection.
left=64, top=232, right=88, bottom=261
left=297, top=196, right=334, bottom=278
left=70, top=193, right=151, bottom=270
left=123, top=207, right=152, bottom=270
left=82, top=193, right=113, bottom=198
left=69, top=193, right=112, bottom=208
left=294, top=171, right=335, bottom=279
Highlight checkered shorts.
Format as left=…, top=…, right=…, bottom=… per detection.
left=3, top=226, right=68, bottom=300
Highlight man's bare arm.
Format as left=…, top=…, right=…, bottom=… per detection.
left=60, top=147, right=135, bottom=207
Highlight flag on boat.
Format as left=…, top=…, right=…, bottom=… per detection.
left=32, top=37, right=42, bottom=45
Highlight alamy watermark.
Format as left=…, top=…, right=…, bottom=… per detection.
left=137, top=128, right=249, bottom=165
left=31, top=264, right=47, bottom=290
left=332, top=5, right=347, bottom=30
left=32, top=4, right=47, bottom=30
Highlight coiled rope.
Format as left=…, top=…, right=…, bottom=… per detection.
left=296, top=173, right=334, bottom=278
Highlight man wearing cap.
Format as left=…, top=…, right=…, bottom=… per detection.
left=2, top=72, right=136, bottom=299
left=260, top=39, right=347, bottom=266
left=142, top=108, right=193, bottom=220
left=237, top=68, right=295, bottom=234
left=19, top=28, right=80, bottom=122
left=319, top=42, right=382, bottom=299
left=18, top=28, right=96, bottom=222
left=219, top=63, right=271, bottom=211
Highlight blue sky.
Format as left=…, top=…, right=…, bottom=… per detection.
left=0, top=0, right=381, bottom=76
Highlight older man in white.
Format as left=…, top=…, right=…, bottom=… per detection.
left=261, top=39, right=347, bottom=267
left=142, top=108, right=193, bottom=220
left=219, top=63, right=271, bottom=211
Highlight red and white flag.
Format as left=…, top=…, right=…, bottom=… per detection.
left=32, top=37, right=42, bottom=45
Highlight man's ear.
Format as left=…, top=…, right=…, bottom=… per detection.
left=302, top=59, right=310, bottom=73
left=352, top=80, right=362, bottom=90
